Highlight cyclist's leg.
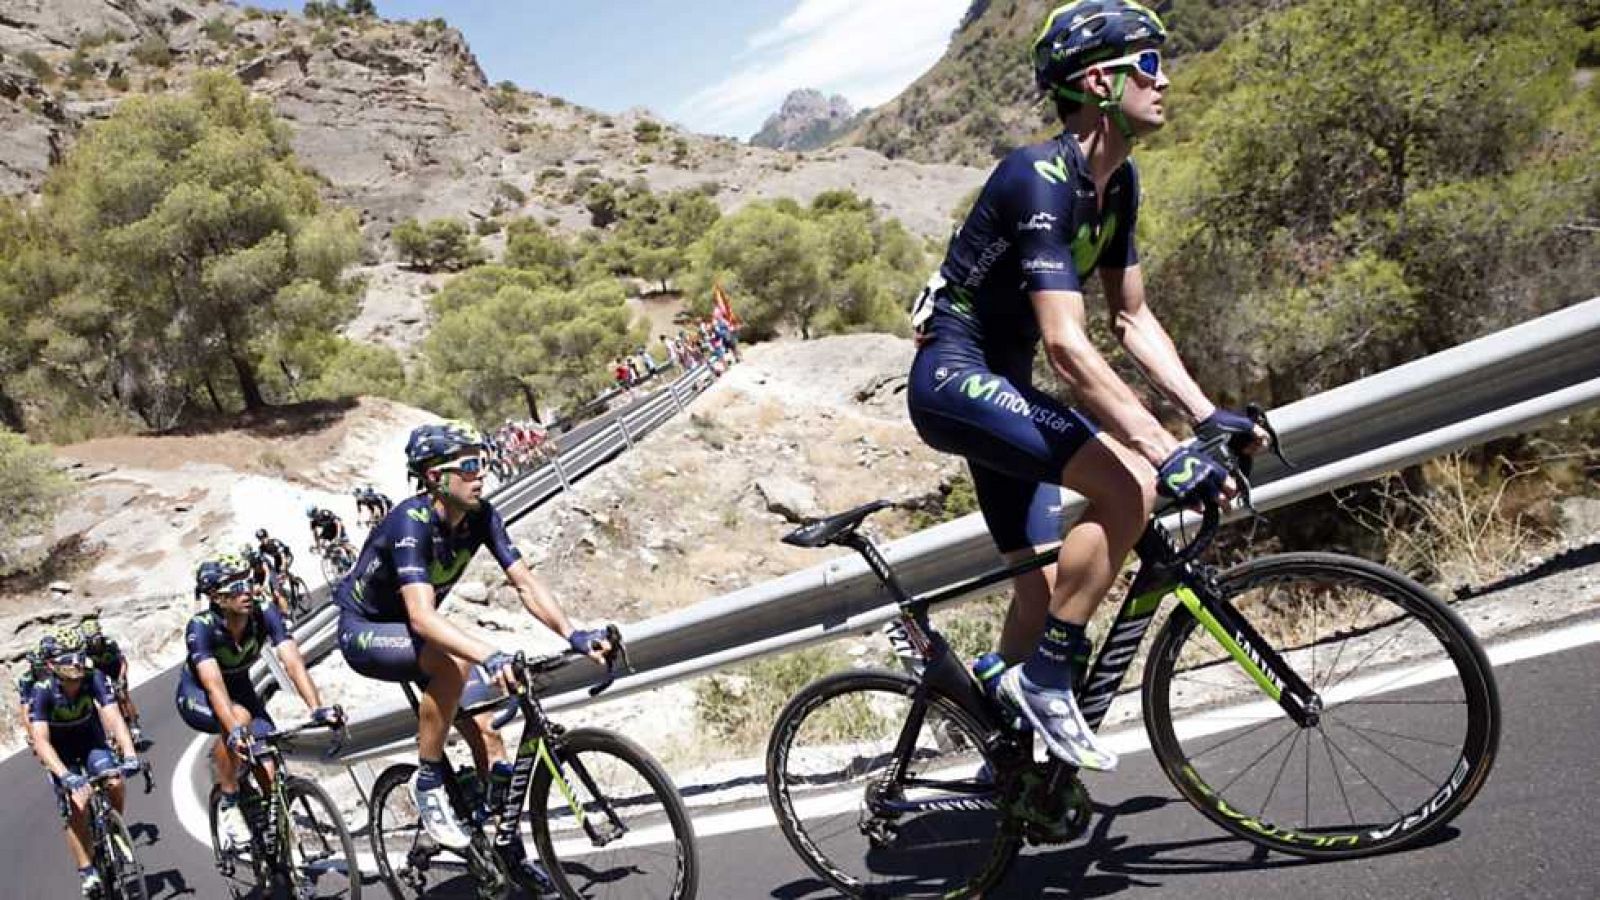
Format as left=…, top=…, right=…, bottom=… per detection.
left=967, top=466, right=1072, bottom=663
left=455, top=665, right=508, bottom=774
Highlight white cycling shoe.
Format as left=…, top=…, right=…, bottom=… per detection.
left=997, top=666, right=1117, bottom=771
left=412, top=775, right=472, bottom=850
left=217, top=802, right=251, bottom=852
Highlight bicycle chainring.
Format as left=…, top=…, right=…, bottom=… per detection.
left=1003, top=765, right=1093, bottom=846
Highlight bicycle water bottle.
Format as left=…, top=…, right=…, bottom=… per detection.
left=454, top=765, right=490, bottom=825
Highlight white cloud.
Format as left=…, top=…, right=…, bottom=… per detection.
left=675, top=0, right=969, bottom=139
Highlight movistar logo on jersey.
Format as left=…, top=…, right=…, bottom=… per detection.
left=1071, top=213, right=1118, bottom=277
left=407, top=508, right=431, bottom=524
left=961, top=375, right=1001, bottom=401
left=1034, top=154, right=1071, bottom=185
left=1165, top=457, right=1203, bottom=488
left=429, top=549, right=472, bottom=585
left=51, top=692, right=95, bottom=722
left=357, top=630, right=373, bottom=651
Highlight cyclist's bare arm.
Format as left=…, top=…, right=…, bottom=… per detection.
left=401, top=583, right=495, bottom=664
left=97, top=701, right=136, bottom=759
left=1099, top=265, right=1214, bottom=423
left=274, top=640, right=325, bottom=711
left=1032, top=287, right=1177, bottom=466
left=195, top=660, right=254, bottom=737
left=505, top=559, right=607, bottom=662
left=29, top=721, right=72, bottom=780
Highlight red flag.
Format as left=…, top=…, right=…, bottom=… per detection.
left=712, top=280, right=741, bottom=327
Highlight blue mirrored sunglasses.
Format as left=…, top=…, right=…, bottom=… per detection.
left=437, top=456, right=485, bottom=475
left=214, top=578, right=254, bottom=597
left=1071, top=48, right=1162, bottom=82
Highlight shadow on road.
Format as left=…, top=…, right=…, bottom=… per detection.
left=766, top=791, right=1469, bottom=898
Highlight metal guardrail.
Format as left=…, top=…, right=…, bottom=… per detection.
left=268, top=298, right=1600, bottom=764
left=247, top=363, right=722, bottom=696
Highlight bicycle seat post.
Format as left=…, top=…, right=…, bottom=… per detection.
left=838, top=532, right=914, bottom=607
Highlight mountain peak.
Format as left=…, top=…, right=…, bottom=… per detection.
left=749, top=88, right=862, bottom=151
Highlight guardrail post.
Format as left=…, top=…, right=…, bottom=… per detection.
left=551, top=454, right=572, bottom=492
left=617, top=415, right=634, bottom=449
left=668, top=378, right=685, bottom=413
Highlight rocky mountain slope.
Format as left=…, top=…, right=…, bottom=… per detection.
left=843, top=0, right=1284, bottom=166
left=0, top=0, right=981, bottom=239
left=750, top=88, right=864, bottom=152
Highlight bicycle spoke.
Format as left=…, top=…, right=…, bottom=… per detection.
left=1318, top=724, right=1406, bottom=817
left=1318, top=725, right=1359, bottom=827
left=1259, top=726, right=1303, bottom=819
left=1325, top=717, right=1445, bottom=788
left=1216, top=720, right=1299, bottom=797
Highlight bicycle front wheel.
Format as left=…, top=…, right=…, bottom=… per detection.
left=281, top=775, right=362, bottom=899
left=766, top=669, right=1020, bottom=900
left=100, top=809, right=149, bottom=900
left=289, top=576, right=312, bottom=617
left=529, top=727, right=699, bottom=900
left=1143, top=552, right=1500, bottom=859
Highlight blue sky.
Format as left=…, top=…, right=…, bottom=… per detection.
left=252, top=1, right=969, bottom=139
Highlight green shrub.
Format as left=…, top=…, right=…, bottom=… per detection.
left=106, top=72, right=129, bottom=92
left=495, top=181, right=526, bottom=204
left=132, top=35, right=173, bottom=68
left=66, top=50, right=95, bottom=80
left=633, top=119, right=663, bottom=143
left=391, top=217, right=483, bottom=272
left=202, top=17, right=236, bottom=45
left=0, top=430, right=72, bottom=577
left=694, top=646, right=850, bottom=750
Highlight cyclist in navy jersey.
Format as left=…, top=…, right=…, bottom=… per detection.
left=29, top=627, right=142, bottom=896
left=336, top=421, right=611, bottom=853
left=907, top=0, right=1266, bottom=771
left=176, top=552, right=342, bottom=851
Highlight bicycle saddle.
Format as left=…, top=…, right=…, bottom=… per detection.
left=782, top=499, right=894, bottom=548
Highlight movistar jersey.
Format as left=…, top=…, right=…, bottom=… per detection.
left=928, top=133, right=1139, bottom=371
left=184, top=606, right=291, bottom=686
left=15, top=653, right=45, bottom=704
left=333, top=494, right=521, bottom=624
left=28, top=672, right=115, bottom=745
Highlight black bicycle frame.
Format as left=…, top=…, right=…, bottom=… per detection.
left=854, top=518, right=1326, bottom=818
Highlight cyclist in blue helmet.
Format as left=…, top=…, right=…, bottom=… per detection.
left=29, top=625, right=142, bottom=897
left=905, top=0, right=1267, bottom=771
left=336, top=420, right=611, bottom=860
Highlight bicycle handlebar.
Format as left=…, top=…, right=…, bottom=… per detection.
left=88, top=760, right=154, bottom=794
left=1158, top=404, right=1292, bottom=564
left=490, top=624, right=629, bottom=730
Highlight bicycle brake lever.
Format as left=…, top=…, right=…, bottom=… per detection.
left=1245, top=403, right=1293, bottom=470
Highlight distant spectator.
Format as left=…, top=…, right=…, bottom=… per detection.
left=713, top=313, right=741, bottom=364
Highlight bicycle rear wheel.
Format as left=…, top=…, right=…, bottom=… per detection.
left=1143, top=552, right=1500, bottom=858
left=766, top=669, right=1020, bottom=899
left=371, top=763, right=473, bottom=899
left=289, top=576, right=312, bottom=618
left=277, top=776, right=361, bottom=899
left=99, top=809, right=149, bottom=900
left=528, top=727, right=699, bottom=900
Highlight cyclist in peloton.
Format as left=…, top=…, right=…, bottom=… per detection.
left=354, top=484, right=394, bottom=527
left=306, top=505, right=347, bottom=555
left=242, top=543, right=293, bottom=621
left=77, top=619, right=143, bottom=747
left=906, top=0, right=1265, bottom=771
left=15, top=643, right=46, bottom=747
left=255, top=527, right=295, bottom=583
left=175, top=553, right=343, bottom=851
left=29, top=627, right=143, bottom=897
left=335, top=421, right=612, bottom=852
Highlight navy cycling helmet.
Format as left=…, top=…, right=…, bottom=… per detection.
left=405, top=421, right=485, bottom=477
left=1033, top=0, right=1168, bottom=95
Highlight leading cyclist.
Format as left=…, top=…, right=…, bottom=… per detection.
left=906, top=0, right=1265, bottom=771
left=335, top=421, right=610, bottom=853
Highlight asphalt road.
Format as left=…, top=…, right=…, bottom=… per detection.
left=3, top=622, right=1595, bottom=899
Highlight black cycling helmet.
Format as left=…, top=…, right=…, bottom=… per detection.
left=405, top=421, right=485, bottom=478
left=1032, top=1, right=1168, bottom=136
left=255, top=528, right=269, bottom=540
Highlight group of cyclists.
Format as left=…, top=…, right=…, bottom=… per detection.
left=14, top=2, right=1296, bottom=894
left=484, top=420, right=554, bottom=482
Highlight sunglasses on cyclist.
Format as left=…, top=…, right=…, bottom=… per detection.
left=1070, top=48, right=1162, bottom=83
left=212, top=578, right=255, bottom=597
left=435, top=456, right=486, bottom=477
left=50, top=652, right=88, bottom=678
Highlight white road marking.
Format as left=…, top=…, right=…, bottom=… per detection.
left=170, top=617, right=1600, bottom=861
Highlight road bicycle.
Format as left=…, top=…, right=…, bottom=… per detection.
left=109, top=676, right=148, bottom=750
left=283, top=571, right=314, bottom=619
left=83, top=763, right=155, bottom=900
left=368, top=626, right=700, bottom=899
left=207, top=718, right=361, bottom=900
left=316, top=540, right=357, bottom=587
left=765, top=411, right=1501, bottom=898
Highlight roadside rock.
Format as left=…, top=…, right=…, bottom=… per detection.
left=754, top=476, right=821, bottom=523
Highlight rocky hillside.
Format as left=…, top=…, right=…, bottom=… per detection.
left=844, top=0, right=1284, bottom=166
left=0, top=0, right=981, bottom=240
left=750, top=89, right=865, bottom=152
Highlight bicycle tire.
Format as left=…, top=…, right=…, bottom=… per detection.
left=100, top=809, right=149, bottom=900
left=1143, top=552, right=1500, bottom=859
left=281, top=775, right=362, bottom=899
left=766, top=669, right=1020, bottom=899
left=319, top=554, right=340, bottom=587
left=528, top=727, right=700, bottom=900
left=289, top=576, right=313, bottom=618
left=208, top=784, right=266, bottom=898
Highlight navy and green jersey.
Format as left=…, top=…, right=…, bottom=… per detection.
left=184, top=605, right=291, bottom=686
left=28, top=671, right=115, bottom=746
left=927, top=133, right=1139, bottom=372
left=334, top=494, right=521, bottom=624
left=15, top=653, right=45, bottom=704
left=87, top=640, right=125, bottom=679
